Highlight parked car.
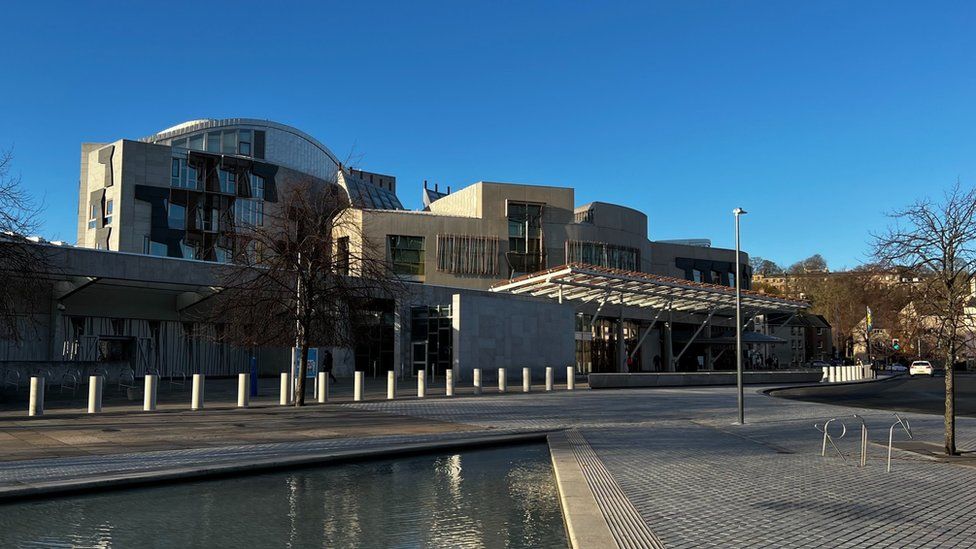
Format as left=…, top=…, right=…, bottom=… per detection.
left=910, top=360, right=934, bottom=376
left=889, top=363, right=907, bottom=373
left=809, top=360, right=830, bottom=369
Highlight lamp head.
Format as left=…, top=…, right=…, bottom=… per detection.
left=733, top=207, right=747, bottom=216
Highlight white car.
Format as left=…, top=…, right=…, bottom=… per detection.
left=910, top=361, right=934, bottom=376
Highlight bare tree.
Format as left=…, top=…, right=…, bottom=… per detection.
left=206, top=176, right=404, bottom=406
left=0, top=148, right=47, bottom=341
left=873, top=182, right=976, bottom=455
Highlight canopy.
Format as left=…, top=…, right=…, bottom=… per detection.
left=490, top=263, right=807, bottom=315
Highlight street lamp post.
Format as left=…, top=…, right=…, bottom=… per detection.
left=733, top=207, right=747, bottom=425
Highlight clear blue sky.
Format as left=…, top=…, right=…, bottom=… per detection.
left=2, top=1, right=974, bottom=269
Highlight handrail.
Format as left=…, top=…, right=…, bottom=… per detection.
left=815, top=418, right=848, bottom=461
left=887, top=414, right=913, bottom=473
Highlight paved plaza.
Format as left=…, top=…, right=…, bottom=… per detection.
left=2, top=381, right=976, bottom=547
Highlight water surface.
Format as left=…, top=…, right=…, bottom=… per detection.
left=0, top=443, right=567, bottom=548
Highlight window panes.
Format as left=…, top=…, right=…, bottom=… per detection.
left=238, top=130, right=252, bottom=156
left=219, top=170, right=237, bottom=194
left=170, top=156, right=199, bottom=189
left=692, top=269, right=703, bottom=283
left=234, top=199, right=263, bottom=226
left=389, top=235, right=425, bottom=276
left=565, top=241, right=638, bottom=271
left=179, top=240, right=196, bottom=260
left=171, top=138, right=188, bottom=149
left=149, top=241, right=168, bottom=257
left=507, top=201, right=544, bottom=273
left=104, top=199, right=114, bottom=225
left=88, top=203, right=97, bottom=229
left=221, top=131, right=237, bottom=154
left=207, top=132, right=221, bottom=153
left=250, top=174, right=264, bottom=199
left=188, top=134, right=204, bottom=151
left=168, top=202, right=186, bottom=230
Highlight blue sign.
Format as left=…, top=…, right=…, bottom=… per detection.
left=292, top=347, right=319, bottom=379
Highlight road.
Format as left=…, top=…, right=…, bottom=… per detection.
left=772, top=373, right=976, bottom=416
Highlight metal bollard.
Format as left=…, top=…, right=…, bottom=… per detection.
left=144, top=374, right=158, bottom=411
left=418, top=373, right=426, bottom=398
left=88, top=375, right=103, bottom=413
left=280, top=372, right=290, bottom=405
left=473, top=368, right=482, bottom=395
left=191, top=374, right=204, bottom=410
left=523, top=367, right=531, bottom=393
left=28, top=376, right=44, bottom=417
left=388, top=371, right=396, bottom=400
left=354, top=371, right=364, bottom=401
left=498, top=368, right=507, bottom=393
left=238, top=373, right=250, bottom=408
left=567, top=367, right=576, bottom=391
left=446, top=369, right=454, bottom=397
left=546, top=367, right=554, bottom=391
left=317, top=372, right=328, bottom=403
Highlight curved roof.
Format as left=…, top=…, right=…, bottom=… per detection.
left=141, top=118, right=342, bottom=167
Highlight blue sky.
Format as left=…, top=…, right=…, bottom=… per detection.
left=2, top=1, right=974, bottom=269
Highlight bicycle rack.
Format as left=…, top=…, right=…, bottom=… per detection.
left=886, top=414, right=913, bottom=473
left=815, top=418, right=848, bottom=461
left=851, top=414, right=868, bottom=467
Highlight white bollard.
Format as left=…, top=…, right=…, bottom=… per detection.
left=191, top=374, right=204, bottom=410
left=354, top=371, right=364, bottom=401
left=317, top=372, right=328, bottom=403
left=828, top=366, right=837, bottom=383
left=280, top=372, right=290, bottom=405
left=498, top=368, right=507, bottom=393
left=821, top=366, right=829, bottom=383
left=446, top=369, right=454, bottom=397
left=388, top=371, right=396, bottom=400
left=546, top=367, right=554, bottom=391
left=238, top=373, right=250, bottom=408
left=418, top=373, right=426, bottom=398
left=28, top=376, right=44, bottom=417
left=144, top=374, right=158, bottom=411
left=473, top=368, right=482, bottom=395
left=88, top=375, right=103, bottom=413
left=523, top=367, right=531, bottom=393
left=567, top=367, right=576, bottom=391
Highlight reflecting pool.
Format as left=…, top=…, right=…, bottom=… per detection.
left=0, top=443, right=567, bottom=548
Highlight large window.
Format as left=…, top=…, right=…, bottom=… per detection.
left=88, top=203, right=97, bottom=229
left=219, top=169, right=237, bottom=194
left=103, top=199, right=114, bottom=225
left=389, top=235, right=425, bottom=276
left=167, top=201, right=186, bottom=230
left=507, top=201, right=544, bottom=273
left=565, top=241, right=639, bottom=271
left=250, top=174, right=265, bottom=199
left=234, top=199, right=263, bottom=227
left=170, top=156, right=199, bottom=189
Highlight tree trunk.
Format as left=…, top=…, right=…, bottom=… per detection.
left=943, top=344, right=956, bottom=456
left=944, top=346, right=956, bottom=455
left=295, top=342, right=309, bottom=407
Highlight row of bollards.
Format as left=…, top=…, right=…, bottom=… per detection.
left=823, top=365, right=872, bottom=383
left=26, top=366, right=578, bottom=416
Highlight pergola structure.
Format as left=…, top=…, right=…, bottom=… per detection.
left=490, top=263, right=808, bottom=371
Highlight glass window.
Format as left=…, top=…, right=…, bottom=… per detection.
left=507, top=201, right=544, bottom=273
left=234, top=199, right=263, bottom=226
left=389, top=235, right=425, bottom=276
left=171, top=138, right=187, bottom=149
left=215, top=247, right=232, bottom=263
left=186, top=164, right=198, bottom=190
left=710, top=270, right=722, bottom=284
left=692, top=269, right=703, bottom=283
left=206, top=132, right=221, bottom=153
left=238, top=130, right=252, bottom=156
left=149, top=241, right=168, bottom=257
left=179, top=240, right=196, bottom=260
left=729, top=272, right=736, bottom=288
left=219, top=170, right=237, bottom=194
left=88, top=203, right=97, bottom=229
left=188, top=134, right=204, bottom=151
left=168, top=202, right=186, bottom=230
left=250, top=174, right=264, bottom=199
left=104, top=199, right=114, bottom=225
left=221, top=131, right=237, bottom=154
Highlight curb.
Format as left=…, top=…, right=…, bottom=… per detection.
left=762, top=373, right=902, bottom=396
left=0, top=431, right=549, bottom=504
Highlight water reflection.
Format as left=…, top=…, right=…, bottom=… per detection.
left=0, top=444, right=566, bottom=548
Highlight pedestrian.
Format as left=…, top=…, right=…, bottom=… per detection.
left=323, top=348, right=337, bottom=383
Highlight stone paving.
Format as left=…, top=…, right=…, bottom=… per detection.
left=2, top=383, right=976, bottom=547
